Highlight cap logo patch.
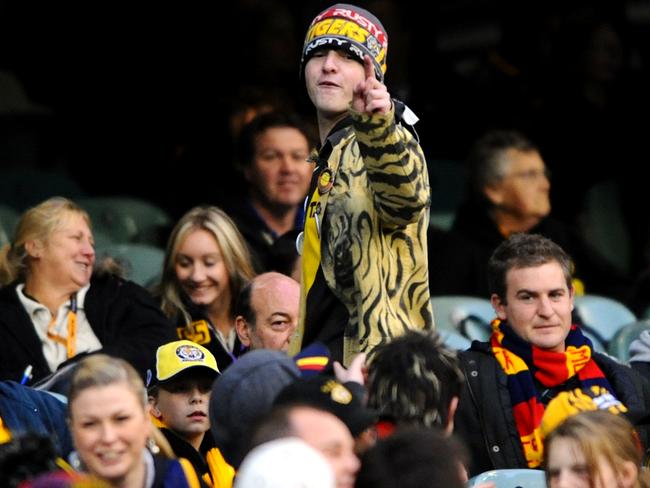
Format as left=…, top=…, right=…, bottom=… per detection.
left=366, top=35, right=381, bottom=57
left=176, top=344, right=205, bottom=362
left=320, top=379, right=352, bottom=405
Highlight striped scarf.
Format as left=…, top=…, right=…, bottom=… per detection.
left=490, top=319, right=619, bottom=467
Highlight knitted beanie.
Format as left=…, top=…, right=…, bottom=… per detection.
left=301, top=4, right=388, bottom=81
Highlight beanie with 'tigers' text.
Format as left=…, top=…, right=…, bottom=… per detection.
left=300, top=3, right=388, bottom=81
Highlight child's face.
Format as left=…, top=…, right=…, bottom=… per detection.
left=546, top=436, right=629, bottom=488
left=151, top=374, right=215, bottom=444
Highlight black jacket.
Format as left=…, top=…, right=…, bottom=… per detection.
left=172, top=298, right=245, bottom=372
left=224, top=197, right=305, bottom=274
left=429, top=201, right=632, bottom=300
left=0, top=274, right=176, bottom=383
left=160, top=427, right=222, bottom=486
left=456, top=340, right=650, bottom=476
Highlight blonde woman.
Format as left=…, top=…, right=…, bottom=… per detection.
left=158, top=206, right=255, bottom=370
left=0, top=197, right=175, bottom=384
left=67, top=354, right=203, bottom=487
left=545, top=410, right=650, bottom=488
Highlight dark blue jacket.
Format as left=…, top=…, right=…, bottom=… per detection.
left=0, top=380, right=72, bottom=457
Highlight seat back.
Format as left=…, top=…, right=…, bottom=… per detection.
left=0, top=204, right=19, bottom=247
left=430, top=295, right=494, bottom=341
left=79, top=196, right=172, bottom=246
left=574, top=295, right=637, bottom=347
left=439, top=329, right=472, bottom=351
left=95, top=243, right=164, bottom=288
left=581, top=329, right=607, bottom=354
left=608, top=320, right=650, bottom=363
left=467, top=468, right=546, bottom=488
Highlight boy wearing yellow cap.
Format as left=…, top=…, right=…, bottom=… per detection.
left=148, top=340, right=233, bottom=488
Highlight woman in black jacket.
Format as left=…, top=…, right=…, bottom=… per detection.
left=0, top=197, right=175, bottom=383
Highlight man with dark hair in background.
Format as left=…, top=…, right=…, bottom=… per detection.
left=455, top=233, right=650, bottom=476
left=228, top=111, right=315, bottom=272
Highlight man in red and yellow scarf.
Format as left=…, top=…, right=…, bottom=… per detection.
left=454, top=233, right=650, bottom=477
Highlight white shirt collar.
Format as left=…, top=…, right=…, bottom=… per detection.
left=16, top=283, right=91, bottom=314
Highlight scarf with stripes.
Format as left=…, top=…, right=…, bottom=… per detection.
left=490, top=319, right=619, bottom=467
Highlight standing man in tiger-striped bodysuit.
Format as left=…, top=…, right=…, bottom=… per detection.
left=290, top=4, right=433, bottom=365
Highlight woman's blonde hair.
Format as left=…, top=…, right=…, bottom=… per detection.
left=544, top=410, right=650, bottom=488
left=68, top=354, right=147, bottom=415
left=158, top=206, right=255, bottom=325
left=0, top=197, right=90, bottom=285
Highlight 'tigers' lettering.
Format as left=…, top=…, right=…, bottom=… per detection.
left=311, top=6, right=386, bottom=44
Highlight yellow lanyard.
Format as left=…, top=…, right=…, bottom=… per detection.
left=46, top=295, right=78, bottom=359
left=302, top=184, right=323, bottom=296
left=302, top=167, right=334, bottom=296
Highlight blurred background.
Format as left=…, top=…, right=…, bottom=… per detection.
left=1, top=0, right=649, bottom=273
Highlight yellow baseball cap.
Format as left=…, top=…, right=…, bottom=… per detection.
left=154, top=340, right=220, bottom=384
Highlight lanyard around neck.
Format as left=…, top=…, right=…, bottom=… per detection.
left=46, top=294, right=78, bottom=359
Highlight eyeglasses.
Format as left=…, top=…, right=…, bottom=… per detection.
left=508, top=167, right=551, bottom=181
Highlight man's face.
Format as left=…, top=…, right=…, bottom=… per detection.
left=491, top=262, right=574, bottom=352
left=485, top=149, right=551, bottom=222
left=305, top=49, right=366, bottom=120
left=245, top=127, right=313, bottom=210
left=237, top=274, right=300, bottom=352
left=290, top=407, right=360, bottom=488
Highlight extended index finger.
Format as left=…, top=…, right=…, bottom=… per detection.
left=363, top=55, right=375, bottom=80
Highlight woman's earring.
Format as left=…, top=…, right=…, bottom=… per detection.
left=147, top=437, right=160, bottom=454
left=69, top=451, right=83, bottom=470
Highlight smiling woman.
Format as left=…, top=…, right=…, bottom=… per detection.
left=68, top=354, right=203, bottom=487
left=157, top=206, right=256, bottom=371
left=0, top=197, right=176, bottom=384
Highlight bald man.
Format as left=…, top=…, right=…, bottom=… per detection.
left=235, top=272, right=299, bottom=352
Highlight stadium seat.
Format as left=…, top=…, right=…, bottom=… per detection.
left=78, top=196, right=172, bottom=246
left=95, top=243, right=164, bottom=288
left=467, top=468, right=546, bottom=488
left=430, top=295, right=494, bottom=341
left=574, top=294, right=636, bottom=347
left=607, top=320, right=650, bottom=363
left=439, top=329, right=472, bottom=351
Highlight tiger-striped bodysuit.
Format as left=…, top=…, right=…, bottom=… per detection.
left=292, top=106, right=434, bottom=365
